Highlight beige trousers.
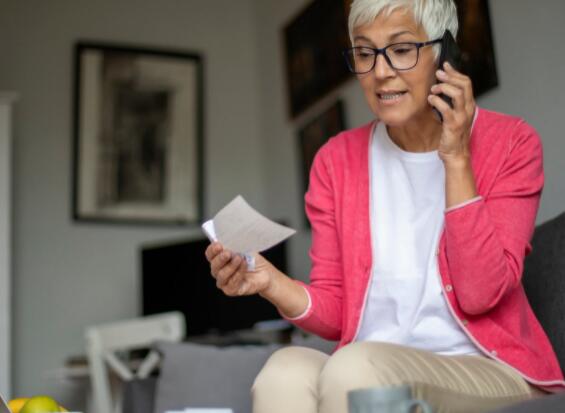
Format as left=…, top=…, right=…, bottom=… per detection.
left=252, top=342, right=543, bottom=413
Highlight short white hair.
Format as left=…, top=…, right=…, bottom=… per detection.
left=348, top=0, right=459, bottom=58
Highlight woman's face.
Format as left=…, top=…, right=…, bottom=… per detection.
left=352, top=8, right=438, bottom=126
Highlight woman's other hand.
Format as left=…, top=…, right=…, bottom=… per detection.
left=428, top=61, right=476, bottom=164
left=205, top=242, right=274, bottom=297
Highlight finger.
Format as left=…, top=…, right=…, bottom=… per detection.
left=436, top=71, right=475, bottom=116
left=205, top=242, right=223, bottom=261
left=237, top=280, right=250, bottom=296
left=224, top=257, right=248, bottom=295
left=224, top=273, right=243, bottom=296
left=210, top=249, right=233, bottom=276
left=216, top=254, right=242, bottom=288
left=438, top=65, right=474, bottom=99
left=442, top=61, right=466, bottom=79
left=430, top=82, right=465, bottom=111
left=428, top=94, right=454, bottom=123
left=231, top=258, right=251, bottom=295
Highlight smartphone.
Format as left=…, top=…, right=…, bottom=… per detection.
left=433, top=30, right=463, bottom=121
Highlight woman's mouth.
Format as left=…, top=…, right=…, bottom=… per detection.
left=377, top=91, right=407, bottom=102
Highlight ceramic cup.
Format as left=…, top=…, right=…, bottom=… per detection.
left=348, top=385, right=433, bottom=413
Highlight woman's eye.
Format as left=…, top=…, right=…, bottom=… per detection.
left=392, top=47, right=411, bottom=55
left=356, top=50, right=373, bottom=59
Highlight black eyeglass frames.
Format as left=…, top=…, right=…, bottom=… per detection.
left=342, top=38, right=442, bottom=74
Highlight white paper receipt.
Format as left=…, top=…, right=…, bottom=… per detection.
left=201, top=195, right=296, bottom=270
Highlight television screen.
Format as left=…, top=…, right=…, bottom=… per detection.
left=141, top=238, right=288, bottom=336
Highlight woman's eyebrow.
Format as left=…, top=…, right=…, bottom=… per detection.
left=352, top=35, right=374, bottom=45
left=389, top=30, right=415, bottom=41
left=353, top=30, right=416, bottom=45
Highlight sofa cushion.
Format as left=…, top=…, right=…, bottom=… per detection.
left=153, top=341, right=282, bottom=413
left=522, top=211, right=565, bottom=372
left=123, top=377, right=157, bottom=413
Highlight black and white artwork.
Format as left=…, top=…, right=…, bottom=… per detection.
left=72, top=42, right=204, bottom=225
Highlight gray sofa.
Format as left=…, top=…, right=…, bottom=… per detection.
left=123, top=334, right=334, bottom=413
left=125, top=211, right=565, bottom=413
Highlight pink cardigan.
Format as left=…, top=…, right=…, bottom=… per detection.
left=287, top=107, right=565, bottom=392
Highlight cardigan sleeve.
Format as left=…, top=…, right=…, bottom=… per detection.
left=444, top=120, right=544, bottom=315
left=281, top=142, right=343, bottom=340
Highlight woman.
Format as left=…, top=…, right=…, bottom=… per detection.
left=205, top=0, right=565, bottom=412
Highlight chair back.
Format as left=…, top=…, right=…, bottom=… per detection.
left=85, top=311, right=185, bottom=413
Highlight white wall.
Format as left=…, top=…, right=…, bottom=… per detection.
left=0, top=0, right=266, bottom=403
left=1, top=0, right=564, bottom=406
left=0, top=95, right=17, bottom=398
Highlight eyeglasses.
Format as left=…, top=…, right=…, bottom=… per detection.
left=342, top=39, right=442, bottom=74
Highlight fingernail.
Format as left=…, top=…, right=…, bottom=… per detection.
left=437, top=70, right=446, bottom=78
left=444, top=61, right=451, bottom=69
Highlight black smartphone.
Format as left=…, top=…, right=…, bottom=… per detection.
left=434, top=30, right=463, bottom=121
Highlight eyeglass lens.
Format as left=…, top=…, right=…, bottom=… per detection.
left=345, top=43, right=419, bottom=73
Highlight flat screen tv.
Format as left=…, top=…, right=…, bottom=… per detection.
left=141, top=238, right=288, bottom=337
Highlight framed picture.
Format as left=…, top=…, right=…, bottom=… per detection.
left=298, top=100, right=346, bottom=227
left=284, top=0, right=353, bottom=118
left=72, top=42, right=204, bottom=225
left=455, top=0, right=499, bottom=97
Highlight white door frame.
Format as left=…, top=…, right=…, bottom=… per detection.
left=0, top=92, right=17, bottom=398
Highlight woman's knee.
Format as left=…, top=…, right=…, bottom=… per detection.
left=252, top=346, right=328, bottom=394
left=319, top=341, right=412, bottom=391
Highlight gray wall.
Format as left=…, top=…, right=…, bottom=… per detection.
left=0, top=0, right=266, bottom=402
left=480, top=0, right=565, bottom=223
left=0, top=0, right=564, bottom=405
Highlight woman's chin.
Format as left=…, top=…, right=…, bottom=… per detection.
left=374, top=105, right=433, bottom=127
left=374, top=110, right=411, bottom=126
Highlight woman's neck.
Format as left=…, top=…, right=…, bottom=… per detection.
left=386, top=109, right=442, bottom=153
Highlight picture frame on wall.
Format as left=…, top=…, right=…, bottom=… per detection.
left=72, top=42, right=204, bottom=225
left=298, top=100, right=346, bottom=227
left=454, top=0, right=499, bottom=97
left=284, top=0, right=353, bottom=118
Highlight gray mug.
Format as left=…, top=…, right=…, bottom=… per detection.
left=348, top=385, right=433, bottom=413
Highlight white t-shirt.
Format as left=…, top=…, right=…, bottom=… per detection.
left=356, top=121, right=479, bottom=355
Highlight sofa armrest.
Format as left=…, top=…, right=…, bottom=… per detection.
left=487, top=392, right=565, bottom=413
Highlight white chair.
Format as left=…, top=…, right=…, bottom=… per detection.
left=85, top=312, right=185, bottom=413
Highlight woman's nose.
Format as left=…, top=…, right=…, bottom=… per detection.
left=373, top=53, right=395, bottom=79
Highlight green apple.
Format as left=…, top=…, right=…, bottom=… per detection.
left=20, top=396, right=61, bottom=413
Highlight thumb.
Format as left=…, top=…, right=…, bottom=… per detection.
left=238, top=280, right=249, bottom=295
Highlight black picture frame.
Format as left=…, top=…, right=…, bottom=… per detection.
left=72, top=41, right=204, bottom=226
left=284, top=0, right=353, bottom=118
left=455, top=0, right=499, bottom=97
left=298, top=100, right=346, bottom=227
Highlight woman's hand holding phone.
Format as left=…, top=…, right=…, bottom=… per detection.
left=428, top=61, right=476, bottom=164
left=426, top=31, right=475, bottom=163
